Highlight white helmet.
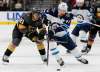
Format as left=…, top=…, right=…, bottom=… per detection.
left=58, top=2, right=68, bottom=13
left=76, top=0, right=85, bottom=6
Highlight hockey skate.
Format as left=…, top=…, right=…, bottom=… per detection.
left=43, top=58, right=47, bottom=64
left=66, top=50, right=71, bottom=53
left=81, top=46, right=91, bottom=55
left=2, top=55, right=9, bottom=64
left=41, top=55, right=47, bottom=64
left=76, top=57, right=88, bottom=64
left=57, top=58, right=64, bottom=66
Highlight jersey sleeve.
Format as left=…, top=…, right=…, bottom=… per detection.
left=37, top=19, right=44, bottom=29
left=41, top=12, right=49, bottom=26
left=45, top=8, right=55, bottom=15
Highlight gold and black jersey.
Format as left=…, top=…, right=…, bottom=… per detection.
left=16, top=13, right=43, bottom=33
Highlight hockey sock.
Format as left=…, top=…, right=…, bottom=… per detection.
left=36, top=43, right=46, bottom=55
left=50, top=47, right=64, bottom=66
left=80, top=31, right=88, bottom=49
left=50, top=47, right=61, bottom=60
left=3, top=47, right=15, bottom=62
left=4, top=49, right=13, bottom=57
left=50, top=41, right=63, bottom=65
left=36, top=42, right=45, bottom=50
left=80, top=31, right=87, bottom=42
left=36, top=42, right=47, bottom=61
left=81, top=41, right=87, bottom=50
left=4, top=44, right=16, bottom=57
left=87, top=38, right=94, bottom=47
left=49, top=41, right=61, bottom=60
left=39, top=49, right=47, bottom=61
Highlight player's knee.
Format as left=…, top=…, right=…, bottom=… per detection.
left=88, top=37, right=94, bottom=42
left=31, top=36, right=37, bottom=42
left=36, top=42, right=45, bottom=50
left=38, top=29, right=46, bottom=40
left=9, top=43, right=16, bottom=48
left=70, top=47, right=82, bottom=58
left=72, top=26, right=80, bottom=36
left=12, top=38, right=21, bottom=46
left=65, top=41, right=77, bottom=50
left=80, top=31, right=87, bottom=42
left=63, top=36, right=77, bottom=50
left=88, top=38, right=94, bottom=45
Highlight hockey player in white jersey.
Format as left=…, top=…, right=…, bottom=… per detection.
left=82, top=0, right=100, bottom=54
left=67, top=0, right=92, bottom=54
left=43, top=2, right=88, bottom=66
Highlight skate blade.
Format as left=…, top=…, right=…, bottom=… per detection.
left=2, top=61, right=9, bottom=65
left=82, top=52, right=88, bottom=55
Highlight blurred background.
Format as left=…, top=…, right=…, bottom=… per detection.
left=0, top=0, right=97, bottom=11
left=0, top=0, right=99, bottom=25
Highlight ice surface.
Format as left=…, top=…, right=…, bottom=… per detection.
left=0, top=25, right=100, bottom=72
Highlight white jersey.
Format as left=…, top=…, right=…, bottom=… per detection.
left=72, top=8, right=92, bottom=24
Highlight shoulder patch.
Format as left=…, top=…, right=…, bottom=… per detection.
left=18, top=18, right=24, bottom=24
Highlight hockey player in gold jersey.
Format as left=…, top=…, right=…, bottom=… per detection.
left=2, top=9, right=47, bottom=64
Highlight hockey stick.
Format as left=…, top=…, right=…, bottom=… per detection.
left=79, top=20, right=100, bottom=27
left=46, top=22, right=50, bottom=66
left=52, top=40, right=68, bottom=43
left=46, top=33, right=49, bottom=66
left=90, top=23, right=100, bottom=27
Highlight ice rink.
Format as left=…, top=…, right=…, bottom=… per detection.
left=0, top=25, right=100, bottom=72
